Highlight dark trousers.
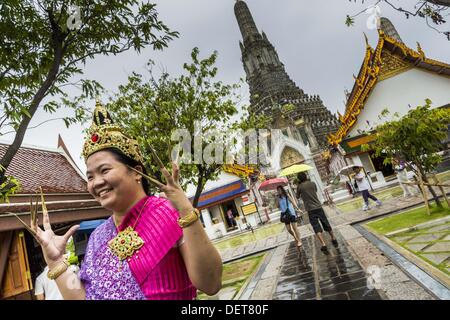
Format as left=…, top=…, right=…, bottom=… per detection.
left=362, top=189, right=378, bottom=204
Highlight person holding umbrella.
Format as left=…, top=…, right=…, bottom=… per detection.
left=352, top=166, right=382, bottom=211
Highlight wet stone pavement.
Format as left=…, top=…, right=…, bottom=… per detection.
left=273, top=233, right=383, bottom=300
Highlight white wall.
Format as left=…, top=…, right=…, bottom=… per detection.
left=348, top=68, right=450, bottom=138
left=209, top=205, right=223, bottom=224
left=205, top=205, right=227, bottom=239
left=329, top=152, right=348, bottom=176
left=234, top=196, right=245, bottom=216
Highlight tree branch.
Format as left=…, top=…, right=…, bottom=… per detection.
left=383, top=0, right=426, bottom=16
left=0, top=117, right=68, bottom=136
left=0, top=9, right=66, bottom=179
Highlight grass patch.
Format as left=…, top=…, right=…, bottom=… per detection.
left=366, top=202, right=450, bottom=235
left=213, top=223, right=284, bottom=251
left=388, top=221, right=450, bottom=276
left=416, top=253, right=450, bottom=276
left=222, top=253, right=265, bottom=283
left=437, top=170, right=450, bottom=182
left=197, top=253, right=266, bottom=300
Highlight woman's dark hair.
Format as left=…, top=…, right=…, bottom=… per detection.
left=297, top=172, right=308, bottom=184
left=276, top=186, right=288, bottom=198
left=103, top=148, right=151, bottom=195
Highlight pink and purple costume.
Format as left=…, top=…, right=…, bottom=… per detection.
left=79, top=196, right=197, bottom=300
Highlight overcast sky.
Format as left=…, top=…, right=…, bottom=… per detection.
left=1, top=0, right=449, bottom=174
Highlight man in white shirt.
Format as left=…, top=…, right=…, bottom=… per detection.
left=393, top=159, right=419, bottom=197
left=35, top=263, right=79, bottom=300
left=34, top=266, right=64, bottom=300
left=352, top=166, right=382, bottom=211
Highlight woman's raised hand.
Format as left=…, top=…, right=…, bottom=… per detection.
left=14, top=188, right=79, bottom=267
left=127, top=146, right=193, bottom=214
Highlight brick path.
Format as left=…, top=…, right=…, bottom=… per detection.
left=215, top=191, right=449, bottom=300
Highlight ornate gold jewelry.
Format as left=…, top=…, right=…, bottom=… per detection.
left=108, top=226, right=145, bottom=261
left=47, top=259, right=69, bottom=280
left=178, top=208, right=200, bottom=228
left=107, top=198, right=150, bottom=261
left=82, top=100, right=144, bottom=164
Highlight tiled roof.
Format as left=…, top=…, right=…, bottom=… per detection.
left=0, top=143, right=87, bottom=193
left=0, top=199, right=99, bottom=214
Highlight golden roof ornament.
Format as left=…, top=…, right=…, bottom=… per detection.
left=82, top=100, right=144, bottom=164
left=416, top=42, right=425, bottom=60
left=363, top=32, right=370, bottom=48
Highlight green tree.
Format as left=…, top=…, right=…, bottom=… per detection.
left=108, top=48, right=269, bottom=207
left=362, top=99, right=450, bottom=207
left=0, top=0, right=178, bottom=196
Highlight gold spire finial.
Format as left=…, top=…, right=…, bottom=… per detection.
left=417, top=42, right=425, bottom=59
left=363, top=32, right=370, bottom=48
left=95, top=96, right=102, bottom=106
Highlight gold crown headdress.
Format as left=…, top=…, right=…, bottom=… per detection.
left=82, top=101, right=144, bottom=164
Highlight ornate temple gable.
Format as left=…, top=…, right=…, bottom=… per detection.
left=378, top=49, right=412, bottom=81
left=328, top=28, right=450, bottom=147
left=280, top=146, right=304, bottom=169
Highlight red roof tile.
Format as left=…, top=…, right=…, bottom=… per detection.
left=0, top=143, right=87, bottom=193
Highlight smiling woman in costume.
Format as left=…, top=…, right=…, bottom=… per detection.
left=24, top=101, right=223, bottom=300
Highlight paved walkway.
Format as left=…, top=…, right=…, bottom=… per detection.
left=273, top=234, right=382, bottom=300
left=216, top=192, right=448, bottom=300
left=220, top=193, right=428, bottom=264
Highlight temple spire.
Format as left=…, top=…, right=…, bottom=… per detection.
left=379, top=17, right=403, bottom=43
left=234, top=0, right=260, bottom=45
left=233, top=0, right=340, bottom=148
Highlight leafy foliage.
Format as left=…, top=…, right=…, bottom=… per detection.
left=362, top=99, right=449, bottom=171
left=0, top=0, right=178, bottom=185
left=108, top=48, right=269, bottom=206
left=0, top=165, right=21, bottom=202
left=362, top=99, right=450, bottom=206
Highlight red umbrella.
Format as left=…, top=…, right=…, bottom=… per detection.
left=258, top=177, right=289, bottom=191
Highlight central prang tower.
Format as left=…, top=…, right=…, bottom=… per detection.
left=234, top=0, right=339, bottom=148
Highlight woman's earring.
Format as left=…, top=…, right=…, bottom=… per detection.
left=137, top=180, right=141, bottom=184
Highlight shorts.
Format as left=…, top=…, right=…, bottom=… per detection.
left=308, top=208, right=332, bottom=234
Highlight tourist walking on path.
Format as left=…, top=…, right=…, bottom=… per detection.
left=393, top=158, right=418, bottom=197
left=276, top=186, right=303, bottom=248
left=296, top=172, right=338, bottom=253
left=352, top=166, right=382, bottom=211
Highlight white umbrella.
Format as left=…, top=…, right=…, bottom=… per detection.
left=338, top=165, right=360, bottom=176
left=339, top=165, right=374, bottom=191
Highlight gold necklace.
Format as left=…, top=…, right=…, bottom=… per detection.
left=108, top=197, right=150, bottom=262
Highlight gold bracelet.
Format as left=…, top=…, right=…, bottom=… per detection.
left=178, top=208, right=200, bottom=228
left=47, top=259, right=69, bottom=280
